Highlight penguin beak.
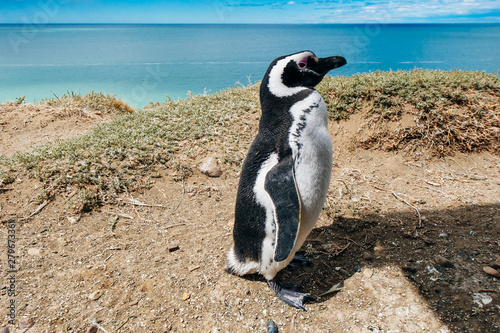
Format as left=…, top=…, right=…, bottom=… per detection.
left=309, top=56, right=346, bottom=76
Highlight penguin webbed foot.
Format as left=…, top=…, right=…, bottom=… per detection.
left=286, top=251, right=313, bottom=271
left=268, top=278, right=315, bottom=311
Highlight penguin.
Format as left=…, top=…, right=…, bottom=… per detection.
left=226, top=50, right=346, bottom=310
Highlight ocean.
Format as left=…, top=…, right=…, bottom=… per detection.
left=1, top=24, right=499, bottom=107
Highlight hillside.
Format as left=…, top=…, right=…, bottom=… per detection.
left=0, top=70, right=499, bottom=332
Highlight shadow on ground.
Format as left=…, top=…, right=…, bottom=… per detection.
left=277, top=204, right=500, bottom=332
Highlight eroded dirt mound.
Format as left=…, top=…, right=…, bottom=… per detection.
left=319, top=70, right=500, bottom=157
left=0, top=93, right=132, bottom=156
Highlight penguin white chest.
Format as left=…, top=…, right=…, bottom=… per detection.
left=289, top=91, right=333, bottom=237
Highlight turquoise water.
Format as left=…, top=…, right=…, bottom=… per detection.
left=1, top=24, right=499, bottom=107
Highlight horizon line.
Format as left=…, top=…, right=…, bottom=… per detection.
left=1, top=22, right=500, bottom=25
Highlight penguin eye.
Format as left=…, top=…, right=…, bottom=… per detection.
left=297, top=58, right=308, bottom=70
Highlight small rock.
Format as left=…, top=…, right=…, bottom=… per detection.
left=491, top=257, right=500, bottom=269
left=458, top=252, right=469, bottom=260
left=472, top=293, right=492, bottom=308
left=362, top=251, right=374, bottom=261
left=403, top=264, right=417, bottom=274
left=199, top=156, right=222, bottom=178
left=87, top=325, right=98, bottom=333
left=427, top=266, right=440, bottom=274
left=483, top=266, right=500, bottom=278
left=338, top=268, right=350, bottom=277
left=267, top=320, right=279, bottom=333
left=1, top=327, right=11, bottom=333
left=435, top=255, right=454, bottom=268
left=56, top=237, right=68, bottom=246
left=67, top=216, right=80, bottom=224
left=373, top=241, right=385, bottom=253
left=89, top=290, right=105, bottom=300
left=19, top=317, right=34, bottom=330
left=167, top=243, right=179, bottom=252
left=363, top=268, right=374, bottom=278
left=27, top=248, right=41, bottom=256
left=182, top=292, right=191, bottom=301
left=438, top=232, right=449, bottom=238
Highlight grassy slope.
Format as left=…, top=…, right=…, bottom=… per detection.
left=1, top=69, right=499, bottom=210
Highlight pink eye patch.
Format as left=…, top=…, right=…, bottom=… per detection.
left=297, top=57, right=308, bottom=69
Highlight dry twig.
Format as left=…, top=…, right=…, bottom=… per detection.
left=20, top=200, right=49, bottom=221
left=90, top=320, right=110, bottom=333
left=125, top=198, right=165, bottom=208
left=392, top=192, right=422, bottom=227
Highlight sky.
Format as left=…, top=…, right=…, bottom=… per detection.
left=1, top=0, right=499, bottom=24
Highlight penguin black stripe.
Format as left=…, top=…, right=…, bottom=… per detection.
left=227, top=50, right=346, bottom=310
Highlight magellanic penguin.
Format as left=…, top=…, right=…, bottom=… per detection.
left=226, top=51, right=346, bottom=310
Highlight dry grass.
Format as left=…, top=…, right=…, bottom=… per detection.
left=318, top=69, right=500, bottom=156
left=1, top=70, right=498, bottom=211
left=45, top=91, right=135, bottom=114
left=0, top=85, right=259, bottom=211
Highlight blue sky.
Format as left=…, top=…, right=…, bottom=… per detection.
left=1, top=0, right=499, bottom=24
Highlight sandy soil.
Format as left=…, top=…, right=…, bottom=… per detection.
left=0, top=101, right=499, bottom=332
left=0, top=101, right=115, bottom=156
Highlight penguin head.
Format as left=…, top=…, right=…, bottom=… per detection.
left=264, top=51, right=346, bottom=98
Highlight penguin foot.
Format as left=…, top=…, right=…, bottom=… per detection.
left=268, top=278, right=315, bottom=311
left=286, top=251, right=313, bottom=271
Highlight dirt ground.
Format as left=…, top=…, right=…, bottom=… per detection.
left=1, top=101, right=499, bottom=332
left=0, top=101, right=116, bottom=156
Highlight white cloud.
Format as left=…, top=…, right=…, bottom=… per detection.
left=311, top=0, right=500, bottom=23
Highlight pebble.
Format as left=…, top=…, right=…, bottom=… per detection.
left=89, top=290, right=105, bottom=300
left=438, top=232, right=449, bottom=238
left=27, top=248, right=41, bottom=256
left=199, top=156, right=222, bottom=177
left=18, top=317, right=34, bottom=330
left=483, top=266, right=500, bottom=278
left=373, top=242, right=385, bottom=253
left=472, top=293, right=492, bottom=308
left=266, top=320, right=279, bottom=333
left=435, top=255, right=454, bottom=268
left=1, top=327, right=10, bottom=333
left=363, top=268, right=374, bottom=278
left=491, top=257, right=500, bottom=269
left=167, top=243, right=179, bottom=252
left=402, top=264, right=417, bottom=274
left=362, top=251, right=374, bottom=261
left=67, top=216, right=80, bottom=224
left=338, top=268, right=350, bottom=277
left=458, top=252, right=469, bottom=260
left=182, top=292, right=191, bottom=301
left=188, top=265, right=200, bottom=272
left=87, top=325, right=98, bottom=333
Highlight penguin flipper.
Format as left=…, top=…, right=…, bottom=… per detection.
left=264, top=156, right=301, bottom=263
